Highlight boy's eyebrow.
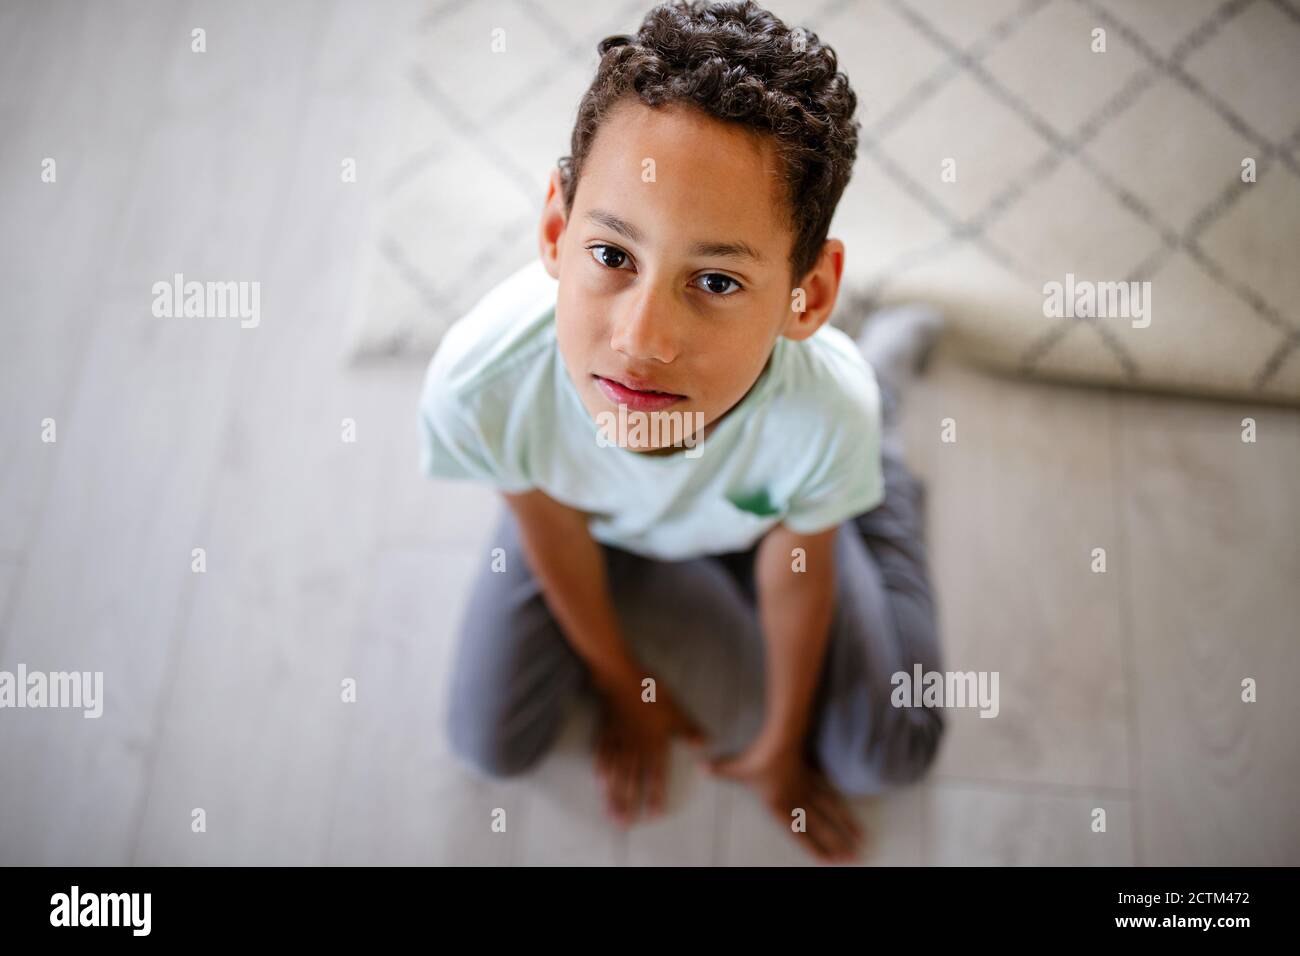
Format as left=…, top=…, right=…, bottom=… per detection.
left=587, top=209, right=643, bottom=243
left=688, top=239, right=765, bottom=263
left=587, top=209, right=764, bottom=263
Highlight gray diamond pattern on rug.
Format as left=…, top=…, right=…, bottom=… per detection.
left=351, top=0, right=1300, bottom=405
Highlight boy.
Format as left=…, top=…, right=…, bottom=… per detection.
left=419, top=0, right=945, bottom=862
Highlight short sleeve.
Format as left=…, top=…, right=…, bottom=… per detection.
left=417, top=362, right=533, bottom=494
left=781, top=388, right=886, bottom=536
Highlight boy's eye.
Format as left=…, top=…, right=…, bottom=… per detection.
left=589, top=244, right=631, bottom=270
left=695, top=273, right=742, bottom=296
left=587, top=246, right=740, bottom=296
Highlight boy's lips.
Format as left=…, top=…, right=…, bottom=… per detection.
left=593, top=374, right=686, bottom=412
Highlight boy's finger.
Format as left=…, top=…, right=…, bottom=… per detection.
left=703, top=755, right=742, bottom=780
left=616, top=751, right=642, bottom=824
left=669, top=706, right=706, bottom=742
left=605, top=752, right=632, bottom=822
left=680, top=723, right=707, bottom=746
left=644, top=748, right=667, bottom=814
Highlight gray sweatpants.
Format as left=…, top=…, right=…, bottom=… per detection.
left=444, top=439, right=945, bottom=797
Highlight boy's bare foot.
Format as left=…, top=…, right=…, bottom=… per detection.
left=855, top=303, right=945, bottom=449
left=706, top=742, right=865, bottom=863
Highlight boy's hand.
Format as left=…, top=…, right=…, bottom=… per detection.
left=592, top=681, right=704, bottom=827
left=706, top=743, right=864, bottom=863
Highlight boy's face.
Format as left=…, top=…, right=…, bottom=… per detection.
left=539, top=99, right=836, bottom=453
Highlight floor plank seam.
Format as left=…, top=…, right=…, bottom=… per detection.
left=124, top=352, right=248, bottom=866
left=931, top=773, right=1134, bottom=800
left=1107, top=390, right=1144, bottom=866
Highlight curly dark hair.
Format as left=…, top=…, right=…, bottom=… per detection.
left=558, top=0, right=860, bottom=281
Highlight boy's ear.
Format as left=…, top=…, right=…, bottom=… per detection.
left=781, top=239, right=845, bottom=342
left=538, top=167, right=567, bottom=280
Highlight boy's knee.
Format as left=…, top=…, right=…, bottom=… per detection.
left=883, top=709, right=945, bottom=787
left=446, top=708, right=546, bottom=779
left=824, top=708, right=945, bottom=797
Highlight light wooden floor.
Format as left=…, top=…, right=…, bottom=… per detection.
left=1, top=0, right=1297, bottom=866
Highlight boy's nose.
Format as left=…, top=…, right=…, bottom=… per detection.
left=609, top=282, right=679, bottom=365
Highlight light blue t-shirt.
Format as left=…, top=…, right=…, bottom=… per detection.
left=418, top=260, right=885, bottom=561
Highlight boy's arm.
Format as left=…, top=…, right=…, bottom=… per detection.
left=708, top=521, right=862, bottom=860
left=501, top=488, right=704, bottom=824
left=500, top=488, right=642, bottom=697
left=749, top=523, right=838, bottom=759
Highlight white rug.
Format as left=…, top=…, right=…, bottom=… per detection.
left=351, top=0, right=1300, bottom=405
